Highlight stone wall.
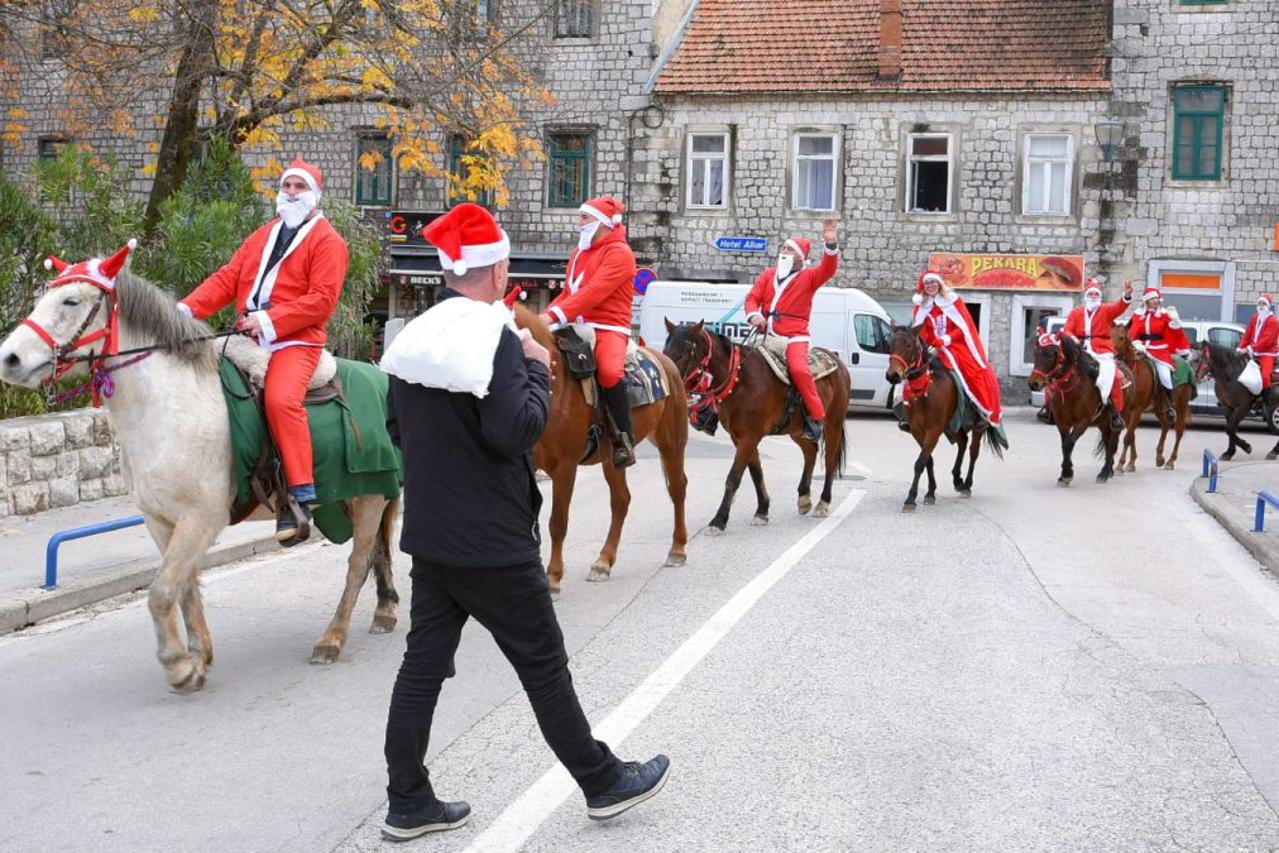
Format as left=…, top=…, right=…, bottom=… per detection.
left=0, top=410, right=126, bottom=517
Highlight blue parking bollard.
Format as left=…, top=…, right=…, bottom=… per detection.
left=1256, top=492, right=1279, bottom=533
left=44, top=515, right=146, bottom=590
left=1202, top=449, right=1219, bottom=494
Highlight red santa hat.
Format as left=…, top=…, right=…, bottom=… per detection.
left=422, top=202, right=510, bottom=277
left=913, top=270, right=947, bottom=305
left=580, top=196, right=624, bottom=228
left=781, top=237, right=811, bottom=261
left=1141, top=286, right=1162, bottom=302
left=1259, top=293, right=1274, bottom=308
left=43, top=239, right=138, bottom=293
left=1083, top=277, right=1105, bottom=298
left=280, top=157, right=324, bottom=196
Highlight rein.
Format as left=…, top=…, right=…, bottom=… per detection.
left=684, top=328, right=743, bottom=420
left=889, top=348, right=932, bottom=401
left=1030, top=344, right=1083, bottom=399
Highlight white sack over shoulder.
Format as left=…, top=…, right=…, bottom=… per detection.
left=379, top=297, right=516, bottom=398
left=1239, top=358, right=1264, bottom=396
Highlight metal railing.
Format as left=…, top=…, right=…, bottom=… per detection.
left=1256, top=492, right=1279, bottom=533
left=44, top=515, right=146, bottom=590
left=1202, top=449, right=1219, bottom=494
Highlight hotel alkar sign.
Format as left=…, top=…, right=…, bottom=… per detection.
left=928, top=253, right=1087, bottom=293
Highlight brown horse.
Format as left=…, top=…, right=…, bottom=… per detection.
left=511, top=306, right=688, bottom=594
left=1196, top=340, right=1279, bottom=460
left=1111, top=328, right=1192, bottom=472
left=662, top=321, right=848, bottom=532
left=885, top=325, right=1004, bottom=511
left=1027, top=332, right=1130, bottom=485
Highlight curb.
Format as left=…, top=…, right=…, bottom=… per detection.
left=0, top=534, right=283, bottom=636
left=1189, top=476, right=1279, bottom=577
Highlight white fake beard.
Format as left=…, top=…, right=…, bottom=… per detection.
left=577, top=221, right=600, bottom=251
left=1259, top=306, right=1271, bottom=317
left=276, top=190, right=317, bottom=228
left=776, top=254, right=794, bottom=280
left=1084, top=297, right=1101, bottom=312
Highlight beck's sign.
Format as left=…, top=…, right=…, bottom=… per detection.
left=928, top=252, right=1086, bottom=292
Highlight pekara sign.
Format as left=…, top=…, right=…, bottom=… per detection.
left=928, top=252, right=1086, bottom=292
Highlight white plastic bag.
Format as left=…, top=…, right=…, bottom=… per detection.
left=1239, top=359, right=1263, bottom=395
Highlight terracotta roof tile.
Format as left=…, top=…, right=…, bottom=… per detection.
left=655, top=0, right=1110, bottom=95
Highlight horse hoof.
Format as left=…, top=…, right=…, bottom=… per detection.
left=586, top=567, right=611, bottom=583
left=1096, top=475, right=1110, bottom=484
left=168, top=658, right=206, bottom=693
left=752, top=514, right=769, bottom=526
left=959, top=490, right=972, bottom=499
left=813, top=502, right=830, bottom=518
left=923, top=495, right=936, bottom=506
left=1125, top=463, right=1135, bottom=473
left=664, top=552, right=687, bottom=567
left=1164, top=461, right=1175, bottom=470
left=797, top=497, right=812, bottom=516
left=369, top=614, right=397, bottom=635
left=1268, top=453, right=1278, bottom=462
left=310, top=642, right=342, bottom=665
left=706, top=524, right=726, bottom=537
left=1057, top=478, right=1071, bottom=487
left=902, top=502, right=917, bottom=513
left=1221, top=452, right=1235, bottom=461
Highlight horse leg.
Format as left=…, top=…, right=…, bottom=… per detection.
left=1152, top=409, right=1169, bottom=468
left=951, top=432, right=969, bottom=492
left=1167, top=402, right=1187, bottom=469
left=923, top=456, right=937, bottom=505
left=710, top=438, right=757, bottom=532
left=1098, top=422, right=1120, bottom=483
left=748, top=450, right=770, bottom=525
left=310, top=497, right=384, bottom=664
left=657, top=430, right=689, bottom=567
left=369, top=497, right=401, bottom=633
left=546, top=460, right=577, bottom=595
left=1058, top=423, right=1084, bottom=486
left=792, top=434, right=818, bottom=515
left=813, top=414, right=843, bottom=518
left=1222, top=407, right=1250, bottom=460
left=148, top=514, right=220, bottom=692
left=962, top=429, right=982, bottom=496
left=587, top=458, right=631, bottom=582
left=146, top=516, right=214, bottom=671
left=904, top=431, right=941, bottom=511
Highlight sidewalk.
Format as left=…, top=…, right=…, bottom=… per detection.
left=0, top=496, right=280, bottom=634
left=1191, top=458, right=1279, bottom=576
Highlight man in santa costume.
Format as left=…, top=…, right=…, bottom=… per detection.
left=539, top=196, right=639, bottom=468
left=1126, top=286, right=1189, bottom=421
left=1061, top=277, right=1134, bottom=431
left=744, top=218, right=840, bottom=443
left=910, top=270, right=1007, bottom=441
left=1238, top=293, right=1279, bottom=404
left=178, top=157, right=347, bottom=544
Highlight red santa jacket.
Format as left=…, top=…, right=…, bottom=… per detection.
left=1239, top=311, right=1279, bottom=358
left=914, top=293, right=989, bottom=366
left=546, top=226, right=637, bottom=334
left=180, top=214, right=348, bottom=349
left=744, top=246, right=840, bottom=341
left=1062, top=295, right=1131, bottom=356
left=1127, top=309, right=1190, bottom=364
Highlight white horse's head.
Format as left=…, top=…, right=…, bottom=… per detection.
left=0, top=242, right=134, bottom=388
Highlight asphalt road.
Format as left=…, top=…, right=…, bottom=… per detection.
left=2, top=411, right=1279, bottom=852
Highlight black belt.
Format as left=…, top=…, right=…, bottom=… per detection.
left=1137, top=334, right=1164, bottom=342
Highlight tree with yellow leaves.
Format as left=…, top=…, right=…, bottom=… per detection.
left=0, top=0, right=556, bottom=232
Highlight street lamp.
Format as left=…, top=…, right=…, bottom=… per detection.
left=1095, top=119, right=1125, bottom=163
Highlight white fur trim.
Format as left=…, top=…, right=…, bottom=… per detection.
left=746, top=310, right=764, bottom=322
left=281, top=167, right=320, bottom=195
left=126, top=237, right=138, bottom=251
left=247, top=214, right=324, bottom=313
left=176, top=302, right=193, bottom=319
left=43, top=258, right=53, bottom=271
left=824, top=244, right=839, bottom=256
left=579, top=203, right=616, bottom=228
left=439, top=231, right=510, bottom=277
left=921, top=273, right=944, bottom=288
left=253, top=310, right=277, bottom=346
left=912, top=293, right=923, bottom=305
left=548, top=305, right=567, bottom=326
left=782, top=239, right=806, bottom=259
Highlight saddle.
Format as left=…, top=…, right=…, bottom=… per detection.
left=756, top=336, right=842, bottom=386
left=221, top=333, right=342, bottom=403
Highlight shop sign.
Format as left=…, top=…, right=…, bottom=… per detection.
left=928, top=252, right=1086, bottom=292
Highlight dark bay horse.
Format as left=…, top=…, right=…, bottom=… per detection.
left=1196, top=340, right=1279, bottom=460
left=512, top=306, right=689, bottom=595
left=885, top=325, right=1003, bottom=511
left=1027, top=332, right=1129, bottom=485
left=662, top=320, right=848, bottom=532
left=1112, top=328, right=1193, bottom=471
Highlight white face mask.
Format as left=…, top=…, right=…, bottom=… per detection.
left=577, top=221, right=601, bottom=251
left=1084, top=296, right=1101, bottom=312
left=276, top=189, right=317, bottom=228
left=776, top=253, right=795, bottom=280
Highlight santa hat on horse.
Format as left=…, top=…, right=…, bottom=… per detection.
left=422, top=202, right=510, bottom=277
left=43, top=238, right=137, bottom=293
left=912, top=270, right=949, bottom=306
left=579, top=196, right=624, bottom=228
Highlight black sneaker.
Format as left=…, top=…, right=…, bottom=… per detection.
left=586, top=755, right=671, bottom=821
left=382, top=800, right=471, bottom=842
left=801, top=415, right=823, bottom=443
left=275, top=502, right=312, bottom=547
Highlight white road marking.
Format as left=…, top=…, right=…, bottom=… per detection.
left=463, top=488, right=866, bottom=853
left=847, top=460, right=873, bottom=478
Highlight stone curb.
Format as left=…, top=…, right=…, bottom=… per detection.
left=0, top=535, right=284, bottom=636
left=1189, top=476, right=1279, bottom=577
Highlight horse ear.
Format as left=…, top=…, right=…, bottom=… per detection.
left=664, top=316, right=675, bottom=334
left=693, top=320, right=704, bottom=333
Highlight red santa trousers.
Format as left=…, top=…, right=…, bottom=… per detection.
left=264, top=345, right=321, bottom=488
left=1259, top=356, right=1277, bottom=391
left=935, top=345, right=1003, bottom=424
left=786, top=341, right=826, bottom=420
left=595, top=330, right=629, bottom=388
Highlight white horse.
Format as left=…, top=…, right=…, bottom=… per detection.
left=0, top=257, right=399, bottom=692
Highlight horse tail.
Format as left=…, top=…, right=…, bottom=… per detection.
left=983, top=424, right=1005, bottom=460
left=835, top=417, right=847, bottom=478
left=1093, top=430, right=1108, bottom=459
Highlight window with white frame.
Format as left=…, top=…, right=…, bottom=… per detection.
left=792, top=133, right=838, bottom=211
left=905, top=133, right=952, bottom=214
left=1022, top=133, right=1073, bottom=216
left=686, top=132, right=729, bottom=209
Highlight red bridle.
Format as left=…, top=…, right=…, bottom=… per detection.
left=21, top=283, right=121, bottom=405
left=889, top=347, right=931, bottom=401
left=683, top=328, right=742, bottom=420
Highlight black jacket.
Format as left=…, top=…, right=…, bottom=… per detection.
left=387, top=291, right=549, bottom=567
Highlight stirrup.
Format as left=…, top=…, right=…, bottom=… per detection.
left=611, top=434, right=636, bottom=469
left=276, top=497, right=312, bottom=547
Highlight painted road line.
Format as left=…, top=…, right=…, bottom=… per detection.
left=463, top=488, right=866, bottom=853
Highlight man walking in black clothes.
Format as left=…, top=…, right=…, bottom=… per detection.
left=377, top=203, right=669, bottom=842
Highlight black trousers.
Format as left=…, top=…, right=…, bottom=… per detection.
left=384, top=557, right=621, bottom=811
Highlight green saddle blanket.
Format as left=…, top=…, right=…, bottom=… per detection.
left=944, top=369, right=1009, bottom=449
left=1172, top=355, right=1198, bottom=399
left=219, top=357, right=403, bottom=544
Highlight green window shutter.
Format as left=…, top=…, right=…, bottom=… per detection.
left=547, top=133, right=592, bottom=208
left=355, top=136, right=393, bottom=206
left=1171, top=85, right=1225, bottom=181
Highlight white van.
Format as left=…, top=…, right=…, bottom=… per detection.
left=636, top=281, right=896, bottom=411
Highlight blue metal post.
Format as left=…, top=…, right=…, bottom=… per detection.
left=1202, top=449, right=1219, bottom=493
left=44, top=515, right=146, bottom=590
left=1256, top=492, right=1279, bottom=533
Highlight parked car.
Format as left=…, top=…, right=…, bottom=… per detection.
left=637, top=281, right=895, bottom=412
left=1028, top=315, right=1249, bottom=420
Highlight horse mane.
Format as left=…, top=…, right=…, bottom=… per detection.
left=1061, top=333, right=1100, bottom=380
left=1205, top=339, right=1245, bottom=373
left=511, top=303, right=556, bottom=353
left=114, top=269, right=217, bottom=370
